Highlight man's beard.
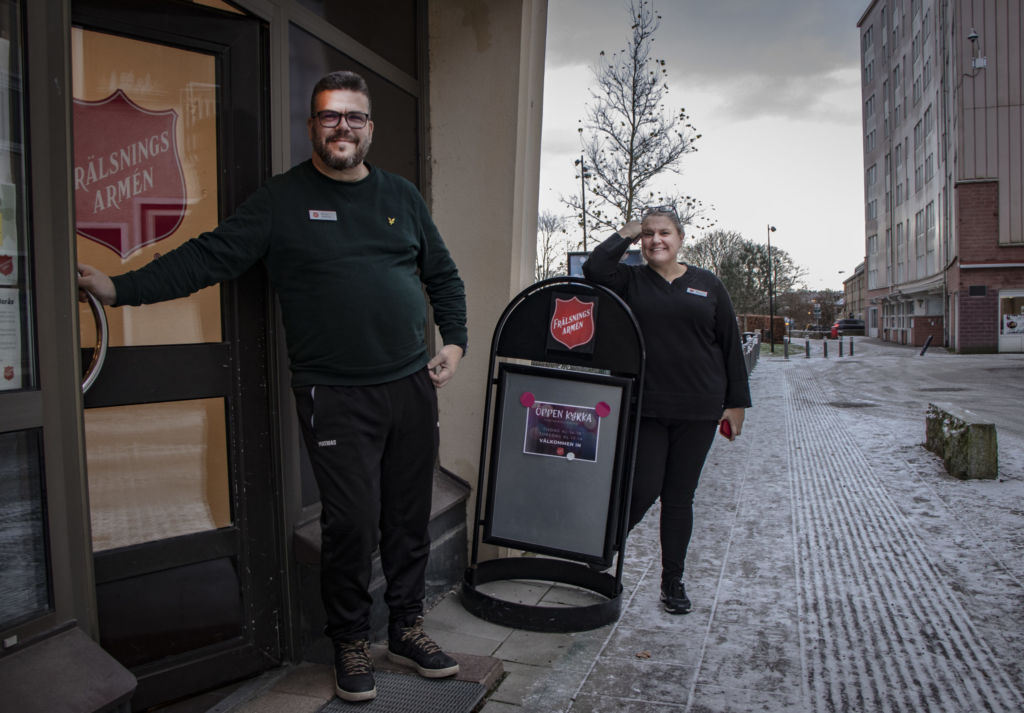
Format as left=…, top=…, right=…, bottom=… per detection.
left=314, top=129, right=371, bottom=171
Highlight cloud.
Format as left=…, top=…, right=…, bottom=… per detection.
left=545, top=0, right=866, bottom=122
left=710, top=67, right=863, bottom=125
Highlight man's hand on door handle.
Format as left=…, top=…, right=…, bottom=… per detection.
left=77, top=263, right=116, bottom=306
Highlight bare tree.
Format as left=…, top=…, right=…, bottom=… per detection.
left=682, top=229, right=746, bottom=275
left=565, top=0, right=708, bottom=236
left=719, top=242, right=803, bottom=315
left=535, top=211, right=570, bottom=281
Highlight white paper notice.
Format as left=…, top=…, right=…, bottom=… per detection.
left=0, top=287, right=21, bottom=390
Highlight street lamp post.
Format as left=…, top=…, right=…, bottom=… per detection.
left=574, top=154, right=590, bottom=251
left=767, top=224, right=776, bottom=353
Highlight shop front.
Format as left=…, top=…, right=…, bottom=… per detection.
left=1, top=0, right=547, bottom=710
left=999, top=289, right=1024, bottom=353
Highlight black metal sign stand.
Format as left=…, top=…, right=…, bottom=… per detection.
left=462, top=277, right=644, bottom=632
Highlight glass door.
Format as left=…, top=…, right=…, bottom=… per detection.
left=999, top=290, right=1024, bottom=353
left=72, top=1, right=278, bottom=709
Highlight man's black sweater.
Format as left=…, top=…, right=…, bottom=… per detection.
left=112, top=161, right=467, bottom=386
left=583, top=233, right=751, bottom=420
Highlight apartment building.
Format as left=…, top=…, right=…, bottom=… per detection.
left=844, top=262, right=867, bottom=321
left=858, top=0, right=1024, bottom=352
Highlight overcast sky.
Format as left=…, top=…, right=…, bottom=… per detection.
left=540, top=0, right=869, bottom=289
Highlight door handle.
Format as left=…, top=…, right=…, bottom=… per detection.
left=81, top=290, right=109, bottom=394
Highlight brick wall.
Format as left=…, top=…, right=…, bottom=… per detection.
left=952, top=180, right=1024, bottom=352
left=958, top=292, right=998, bottom=352
left=956, top=181, right=1024, bottom=263
left=910, top=316, right=944, bottom=347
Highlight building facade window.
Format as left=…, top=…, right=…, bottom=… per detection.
left=896, top=221, right=905, bottom=282
left=915, top=208, right=926, bottom=278
left=885, top=227, right=893, bottom=285
left=926, top=201, right=936, bottom=274
left=913, top=119, right=924, bottom=191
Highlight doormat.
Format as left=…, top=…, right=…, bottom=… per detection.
left=317, top=672, right=485, bottom=713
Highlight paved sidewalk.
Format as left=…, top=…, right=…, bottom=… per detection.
left=203, top=339, right=1024, bottom=713
left=427, top=338, right=1024, bottom=713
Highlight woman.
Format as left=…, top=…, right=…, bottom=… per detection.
left=583, top=205, right=751, bottom=614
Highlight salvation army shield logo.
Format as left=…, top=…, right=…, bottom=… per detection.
left=73, top=89, right=187, bottom=258
left=548, top=295, right=598, bottom=353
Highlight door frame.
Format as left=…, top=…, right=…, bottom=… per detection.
left=71, top=1, right=281, bottom=708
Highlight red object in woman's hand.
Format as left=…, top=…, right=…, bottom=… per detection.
left=719, top=419, right=732, bottom=439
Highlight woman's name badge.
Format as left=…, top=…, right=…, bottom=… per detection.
left=309, top=210, right=338, bottom=221
left=686, top=287, right=708, bottom=297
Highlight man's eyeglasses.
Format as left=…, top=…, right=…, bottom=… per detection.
left=642, top=204, right=678, bottom=218
left=313, top=110, right=370, bottom=129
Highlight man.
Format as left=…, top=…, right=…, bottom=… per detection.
left=78, top=71, right=467, bottom=703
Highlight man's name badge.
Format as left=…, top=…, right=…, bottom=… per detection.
left=686, top=287, right=708, bottom=297
left=309, top=210, right=338, bottom=221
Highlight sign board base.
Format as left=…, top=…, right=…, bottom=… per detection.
left=462, top=558, right=622, bottom=633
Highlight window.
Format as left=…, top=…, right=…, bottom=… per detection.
left=0, top=431, right=49, bottom=631
left=926, top=201, right=936, bottom=273
left=925, top=152, right=935, bottom=183
left=924, top=104, right=934, bottom=135
left=923, top=57, right=931, bottom=89
left=0, top=0, right=50, bottom=634
left=867, top=199, right=878, bottom=220
left=866, top=163, right=878, bottom=187
left=865, top=94, right=876, bottom=118
left=913, top=74, right=922, bottom=105
left=864, top=59, right=875, bottom=84
left=863, top=25, right=874, bottom=53
left=923, top=9, right=931, bottom=40
left=914, top=119, right=924, bottom=191
left=915, top=209, right=926, bottom=277
left=866, top=129, right=877, bottom=152
left=868, top=234, right=879, bottom=254
left=896, top=222, right=906, bottom=282
left=885, top=228, right=892, bottom=285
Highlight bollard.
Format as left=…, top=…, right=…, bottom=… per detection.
left=805, top=339, right=810, bottom=358
left=849, top=337, right=854, bottom=356
left=839, top=338, right=844, bottom=357
left=920, top=335, right=933, bottom=356
left=784, top=338, right=789, bottom=360
left=823, top=340, right=828, bottom=358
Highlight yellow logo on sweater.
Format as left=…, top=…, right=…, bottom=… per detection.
left=387, top=217, right=396, bottom=225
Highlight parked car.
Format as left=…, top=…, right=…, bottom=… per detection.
left=830, top=318, right=865, bottom=338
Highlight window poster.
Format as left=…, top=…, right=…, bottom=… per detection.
left=520, top=393, right=605, bottom=462
left=0, top=286, right=21, bottom=390
left=0, top=183, right=18, bottom=287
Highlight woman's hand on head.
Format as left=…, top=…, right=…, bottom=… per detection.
left=618, top=220, right=643, bottom=242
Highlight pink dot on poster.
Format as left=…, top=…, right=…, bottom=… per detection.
left=520, top=392, right=535, bottom=408
left=595, top=402, right=611, bottom=418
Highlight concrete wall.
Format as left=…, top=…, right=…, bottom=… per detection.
left=427, top=0, right=547, bottom=493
